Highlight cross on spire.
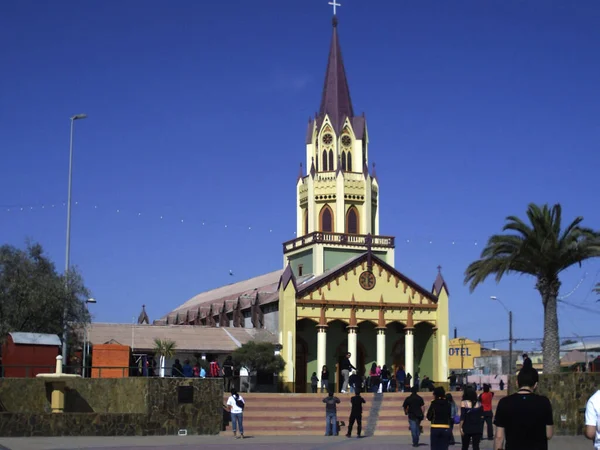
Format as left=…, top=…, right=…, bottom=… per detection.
left=328, top=0, right=341, bottom=16
left=437, top=265, right=442, bottom=273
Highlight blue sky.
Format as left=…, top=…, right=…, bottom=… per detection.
left=2, top=0, right=600, bottom=351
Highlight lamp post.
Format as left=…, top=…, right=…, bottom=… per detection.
left=82, top=298, right=96, bottom=377
left=62, top=113, right=88, bottom=366
left=491, top=296, right=513, bottom=375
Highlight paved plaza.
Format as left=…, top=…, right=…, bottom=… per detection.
left=0, top=435, right=591, bottom=450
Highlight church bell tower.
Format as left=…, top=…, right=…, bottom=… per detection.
left=283, top=17, right=395, bottom=277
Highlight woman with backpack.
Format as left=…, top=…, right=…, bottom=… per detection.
left=460, top=387, right=484, bottom=450
left=226, top=388, right=245, bottom=439
left=446, top=392, right=458, bottom=445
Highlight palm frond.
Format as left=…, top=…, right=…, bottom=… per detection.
left=464, top=203, right=600, bottom=291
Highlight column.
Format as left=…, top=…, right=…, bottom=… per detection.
left=347, top=327, right=358, bottom=368
left=376, top=328, right=386, bottom=367
left=317, top=326, right=327, bottom=377
left=405, top=328, right=414, bottom=386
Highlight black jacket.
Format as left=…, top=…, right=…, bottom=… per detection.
left=427, top=399, right=452, bottom=428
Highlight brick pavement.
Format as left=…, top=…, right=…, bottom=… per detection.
left=0, top=435, right=592, bottom=450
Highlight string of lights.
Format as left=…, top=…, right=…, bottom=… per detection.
left=1, top=199, right=492, bottom=245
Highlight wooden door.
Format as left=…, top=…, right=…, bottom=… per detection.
left=295, top=338, right=308, bottom=393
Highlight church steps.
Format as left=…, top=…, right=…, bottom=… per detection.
left=223, top=392, right=507, bottom=436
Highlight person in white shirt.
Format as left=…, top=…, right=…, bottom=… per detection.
left=226, top=388, right=245, bottom=439
left=585, top=389, right=600, bottom=449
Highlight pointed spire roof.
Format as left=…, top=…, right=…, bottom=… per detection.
left=433, top=265, right=450, bottom=296
left=137, top=305, right=150, bottom=325
left=319, top=16, right=354, bottom=133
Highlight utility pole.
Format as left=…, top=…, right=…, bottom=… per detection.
left=508, top=311, right=513, bottom=376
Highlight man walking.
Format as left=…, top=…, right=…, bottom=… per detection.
left=493, top=365, right=553, bottom=450
left=222, top=355, right=234, bottom=391
left=341, top=352, right=356, bottom=393
left=403, top=385, right=425, bottom=448
left=584, top=388, right=600, bottom=449
left=323, top=390, right=341, bottom=436
left=346, top=388, right=366, bottom=438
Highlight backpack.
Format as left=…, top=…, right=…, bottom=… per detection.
left=234, top=394, right=245, bottom=410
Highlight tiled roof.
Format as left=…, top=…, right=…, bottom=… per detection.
left=160, top=269, right=283, bottom=322
left=87, top=323, right=277, bottom=353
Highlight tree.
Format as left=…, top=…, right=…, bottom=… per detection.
left=153, top=338, right=177, bottom=377
left=0, top=241, right=91, bottom=352
left=464, top=203, right=600, bottom=374
left=595, top=283, right=600, bottom=296
left=232, top=341, right=285, bottom=392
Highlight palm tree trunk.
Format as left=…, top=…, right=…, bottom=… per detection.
left=538, top=277, right=561, bottom=374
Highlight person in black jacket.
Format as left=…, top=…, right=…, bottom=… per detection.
left=427, top=386, right=452, bottom=450
left=346, top=388, right=366, bottom=438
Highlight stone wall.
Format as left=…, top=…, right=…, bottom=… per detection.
left=508, top=372, right=600, bottom=435
left=0, top=377, right=222, bottom=436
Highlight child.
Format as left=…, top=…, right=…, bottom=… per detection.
left=346, top=388, right=366, bottom=438
left=311, top=372, right=319, bottom=393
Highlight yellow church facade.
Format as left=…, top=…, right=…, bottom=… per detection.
left=277, top=17, right=450, bottom=392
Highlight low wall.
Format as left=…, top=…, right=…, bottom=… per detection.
left=509, top=372, right=600, bottom=435
left=0, top=377, right=222, bottom=436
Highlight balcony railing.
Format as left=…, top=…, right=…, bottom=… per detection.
left=283, top=232, right=395, bottom=253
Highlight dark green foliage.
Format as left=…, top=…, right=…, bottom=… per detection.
left=231, top=341, right=286, bottom=375
left=464, top=203, right=600, bottom=373
left=0, top=241, right=91, bottom=348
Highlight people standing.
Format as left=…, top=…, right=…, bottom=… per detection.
left=226, top=388, right=245, bottom=439
left=403, top=385, right=425, bottom=448
left=171, top=359, right=183, bottom=377
left=192, top=362, right=200, bottom=378
left=321, top=365, right=330, bottom=393
left=182, top=359, right=193, bottom=378
left=493, top=365, right=553, bottom=450
left=584, top=388, right=600, bottom=449
left=381, top=365, right=390, bottom=393
left=369, top=363, right=381, bottom=393
left=311, top=372, right=319, bottom=393
left=341, top=353, right=356, bottom=393
left=397, top=366, right=406, bottom=392
left=209, top=358, right=220, bottom=378
left=405, top=372, right=413, bottom=391
left=427, top=386, right=452, bottom=450
left=446, top=393, right=458, bottom=446
left=460, top=387, right=483, bottom=450
left=499, top=379, right=505, bottom=391
left=323, top=391, right=341, bottom=436
left=222, top=356, right=234, bottom=391
left=349, top=370, right=360, bottom=394
left=449, top=371, right=457, bottom=391
left=346, top=388, right=366, bottom=438
left=479, top=384, right=495, bottom=440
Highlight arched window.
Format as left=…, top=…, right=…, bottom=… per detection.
left=304, top=209, right=309, bottom=235
left=328, top=150, right=334, bottom=171
left=347, top=151, right=352, bottom=172
left=341, top=152, right=347, bottom=171
left=322, top=150, right=328, bottom=171
left=346, top=207, right=359, bottom=234
left=320, top=205, right=334, bottom=232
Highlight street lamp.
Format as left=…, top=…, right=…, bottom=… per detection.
left=82, top=298, right=96, bottom=377
left=62, top=113, right=88, bottom=366
left=491, top=296, right=513, bottom=376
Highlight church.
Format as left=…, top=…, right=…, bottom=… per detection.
left=153, top=16, right=450, bottom=392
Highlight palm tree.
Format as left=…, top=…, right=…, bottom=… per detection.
left=153, top=338, right=176, bottom=377
left=464, top=203, right=600, bottom=374
left=595, top=283, right=600, bottom=295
